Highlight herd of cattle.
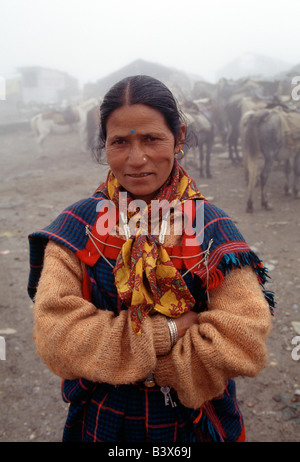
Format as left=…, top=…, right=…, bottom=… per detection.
left=30, top=76, right=300, bottom=213
left=176, top=77, right=300, bottom=212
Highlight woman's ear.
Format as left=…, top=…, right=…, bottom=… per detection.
left=174, top=123, right=186, bottom=153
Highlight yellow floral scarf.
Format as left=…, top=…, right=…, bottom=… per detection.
left=97, top=159, right=205, bottom=334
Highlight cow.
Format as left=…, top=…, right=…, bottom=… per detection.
left=217, top=78, right=268, bottom=163
left=181, top=99, right=215, bottom=178
left=31, top=98, right=99, bottom=153
left=240, top=106, right=300, bottom=213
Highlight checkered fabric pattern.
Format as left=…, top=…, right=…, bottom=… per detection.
left=61, top=377, right=243, bottom=442
left=28, top=195, right=274, bottom=442
left=28, top=190, right=107, bottom=300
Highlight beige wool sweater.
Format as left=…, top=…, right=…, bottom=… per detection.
left=33, top=240, right=272, bottom=409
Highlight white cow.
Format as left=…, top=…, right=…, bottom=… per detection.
left=31, top=98, right=99, bottom=153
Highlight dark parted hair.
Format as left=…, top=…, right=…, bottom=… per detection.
left=94, top=75, right=186, bottom=161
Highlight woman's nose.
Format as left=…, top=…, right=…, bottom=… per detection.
left=128, top=143, right=146, bottom=165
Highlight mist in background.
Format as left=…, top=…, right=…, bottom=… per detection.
left=2, top=0, right=300, bottom=86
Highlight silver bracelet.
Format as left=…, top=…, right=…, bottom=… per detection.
left=167, top=318, right=178, bottom=347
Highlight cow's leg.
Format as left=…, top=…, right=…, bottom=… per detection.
left=199, top=145, right=204, bottom=177
left=245, top=151, right=258, bottom=213
left=78, top=116, right=88, bottom=152
left=36, top=128, right=50, bottom=153
left=228, top=135, right=234, bottom=162
left=234, top=136, right=241, bottom=162
left=260, top=154, right=275, bottom=210
left=284, top=158, right=292, bottom=195
left=206, top=142, right=212, bottom=178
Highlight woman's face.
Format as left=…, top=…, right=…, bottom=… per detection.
left=105, top=104, right=185, bottom=203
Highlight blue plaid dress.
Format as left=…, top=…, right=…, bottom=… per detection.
left=28, top=192, right=274, bottom=442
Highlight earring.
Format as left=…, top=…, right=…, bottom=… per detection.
left=175, top=149, right=184, bottom=160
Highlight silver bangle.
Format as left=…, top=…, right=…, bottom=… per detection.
left=167, top=318, right=178, bottom=347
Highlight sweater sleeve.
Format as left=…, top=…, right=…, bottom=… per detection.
left=33, top=240, right=171, bottom=384
left=154, top=265, right=272, bottom=409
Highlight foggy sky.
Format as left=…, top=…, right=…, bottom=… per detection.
left=2, top=0, right=300, bottom=85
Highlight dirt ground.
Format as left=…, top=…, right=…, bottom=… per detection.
left=0, top=127, right=299, bottom=443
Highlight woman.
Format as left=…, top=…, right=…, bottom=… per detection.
left=28, top=75, right=273, bottom=442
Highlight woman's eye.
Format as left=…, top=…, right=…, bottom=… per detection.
left=112, top=139, right=126, bottom=145
left=145, top=136, right=156, bottom=142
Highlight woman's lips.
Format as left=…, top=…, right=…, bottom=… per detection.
left=126, top=173, right=152, bottom=178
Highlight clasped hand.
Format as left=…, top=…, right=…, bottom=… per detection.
left=173, top=311, right=199, bottom=338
